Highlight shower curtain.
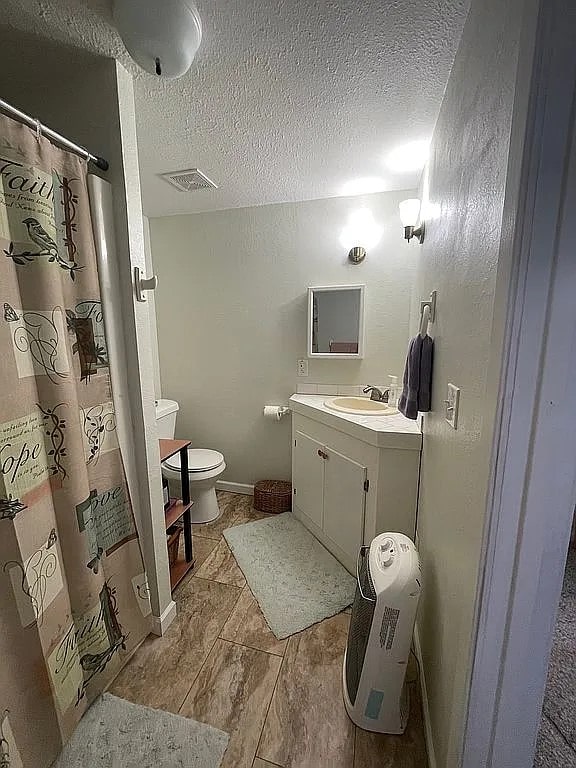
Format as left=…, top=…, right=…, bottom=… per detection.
left=0, top=114, right=150, bottom=767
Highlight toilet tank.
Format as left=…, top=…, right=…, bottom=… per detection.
left=155, top=399, right=179, bottom=439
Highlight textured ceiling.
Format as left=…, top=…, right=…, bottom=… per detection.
left=2, top=0, right=469, bottom=217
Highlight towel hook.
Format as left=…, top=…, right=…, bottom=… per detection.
left=419, top=304, right=431, bottom=337
left=419, top=290, right=437, bottom=337
left=134, top=266, right=158, bottom=302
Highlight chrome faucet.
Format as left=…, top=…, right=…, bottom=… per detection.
left=363, top=385, right=389, bottom=403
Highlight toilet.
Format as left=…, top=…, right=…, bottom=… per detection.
left=155, top=399, right=226, bottom=524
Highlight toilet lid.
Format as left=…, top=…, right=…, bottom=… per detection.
left=164, top=448, right=224, bottom=473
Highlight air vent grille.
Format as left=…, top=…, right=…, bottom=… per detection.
left=160, top=168, right=218, bottom=192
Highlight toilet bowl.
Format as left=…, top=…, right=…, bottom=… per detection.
left=162, top=448, right=226, bottom=524
left=155, top=399, right=225, bottom=524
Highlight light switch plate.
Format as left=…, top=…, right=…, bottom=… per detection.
left=445, top=383, right=460, bottom=429
left=297, top=359, right=309, bottom=377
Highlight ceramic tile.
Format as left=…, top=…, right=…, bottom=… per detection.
left=193, top=491, right=243, bottom=540
left=353, top=683, right=428, bottom=767
left=337, top=385, right=358, bottom=395
left=109, top=577, right=241, bottom=713
left=296, top=383, right=317, bottom=394
left=181, top=638, right=281, bottom=768
left=318, top=384, right=338, bottom=395
left=172, top=534, right=217, bottom=588
left=111, top=490, right=428, bottom=768
left=232, top=505, right=274, bottom=527
left=195, top=539, right=247, bottom=588
left=258, top=613, right=355, bottom=767
left=220, top=587, right=288, bottom=656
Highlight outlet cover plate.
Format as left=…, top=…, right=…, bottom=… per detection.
left=445, top=383, right=460, bottom=429
left=297, top=359, right=309, bottom=377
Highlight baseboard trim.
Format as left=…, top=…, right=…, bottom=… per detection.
left=150, top=599, right=177, bottom=636
left=216, top=481, right=254, bottom=495
left=414, top=622, right=437, bottom=768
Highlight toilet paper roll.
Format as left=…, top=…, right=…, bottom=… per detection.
left=263, top=405, right=290, bottom=421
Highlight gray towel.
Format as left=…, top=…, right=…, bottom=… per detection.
left=398, top=334, right=434, bottom=420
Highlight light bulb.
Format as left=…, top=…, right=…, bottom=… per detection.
left=339, top=208, right=383, bottom=251
left=399, top=199, right=421, bottom=227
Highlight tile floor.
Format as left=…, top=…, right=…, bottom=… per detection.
left=110, top=491, right=428, bottom=768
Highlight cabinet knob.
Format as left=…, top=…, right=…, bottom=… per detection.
left=317, top=449, right=328, bottom=460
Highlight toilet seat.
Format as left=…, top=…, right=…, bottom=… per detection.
left=163, top=448, right=225, bottom=473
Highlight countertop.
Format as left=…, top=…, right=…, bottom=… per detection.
left=289, top=394, right=422, bottom=450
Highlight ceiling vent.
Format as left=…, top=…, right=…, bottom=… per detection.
left=160, top=168, right=218, bottom=192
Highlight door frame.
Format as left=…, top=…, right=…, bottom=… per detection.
left=462, top=1, right=576, bottom=765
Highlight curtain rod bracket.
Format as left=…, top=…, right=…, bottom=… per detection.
left=93, top=156, right=109, bottom=172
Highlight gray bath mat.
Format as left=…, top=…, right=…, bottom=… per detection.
left=224, top=512, right=356, bottom=639
left=53, top=693, right=229, bottom=768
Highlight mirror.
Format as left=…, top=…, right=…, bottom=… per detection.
left=308, top=285, right=365, bottom=358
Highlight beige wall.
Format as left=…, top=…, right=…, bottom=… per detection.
left=412, top=0, right=530, bottom=764
left=150, top=189, right=416, bottom=484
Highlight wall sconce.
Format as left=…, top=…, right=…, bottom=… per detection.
left=339, top=208, right=383, bottom=264
left=348, top=246, right=366, bottom=264
left=399, top=198, right=425, bottom=244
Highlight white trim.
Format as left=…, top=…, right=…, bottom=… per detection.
left=216, top=481, right=254, bottom=495
left=463, top=1, right=576, bottom=765
left=89, top=174, right=173, bottom=624
left=150, top=599, right=177, bottom=636
left=413, top=623, right=437, bottom=768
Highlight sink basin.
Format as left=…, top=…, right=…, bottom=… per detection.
left=324, top=396, right=398, bottom=416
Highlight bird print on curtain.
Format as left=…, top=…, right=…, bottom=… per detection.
left=0, top=114, right=150, bottom=768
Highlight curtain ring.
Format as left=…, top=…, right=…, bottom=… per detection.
left=34, top=119, right=42, bottom=141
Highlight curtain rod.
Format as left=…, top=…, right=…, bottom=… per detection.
left=0, top=97, right=109, bottom=171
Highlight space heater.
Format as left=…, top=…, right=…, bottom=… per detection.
left=343, top=532, right=421, bottom=734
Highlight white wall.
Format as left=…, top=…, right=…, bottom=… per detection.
left=150, top=189, right=416, bottom=484
left=411, top=0, right=530, bottom=764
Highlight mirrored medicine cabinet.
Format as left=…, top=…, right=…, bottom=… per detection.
left=307, top=285, right=365, bottom=359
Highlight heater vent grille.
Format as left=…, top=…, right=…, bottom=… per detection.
left=160, top=169, right=218, bottom=192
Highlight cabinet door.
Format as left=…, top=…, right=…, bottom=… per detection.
left=323, top=447, right=367, bottom=565
left=293, top=431, right=324, bottom=528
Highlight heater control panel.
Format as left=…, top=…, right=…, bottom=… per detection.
left=377, top=538, right=396, bottom=569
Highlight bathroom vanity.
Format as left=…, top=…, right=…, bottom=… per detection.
left=289, top=394, right=422, bottom=574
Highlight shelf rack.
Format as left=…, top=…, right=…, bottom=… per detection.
left=159, top=439, right=194, bottom=590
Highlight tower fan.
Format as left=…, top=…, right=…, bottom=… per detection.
left=343, top=532, right=421, bottom=734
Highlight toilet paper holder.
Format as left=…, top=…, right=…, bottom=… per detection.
left=263, top=405, right=291, bottom=421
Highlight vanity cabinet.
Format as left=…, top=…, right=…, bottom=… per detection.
left=290, top=399, right=421, bottom=574
left=293, top=431, right=367, bottom=566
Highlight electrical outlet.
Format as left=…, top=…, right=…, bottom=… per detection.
left=445, top=383, right=460, bottom=429
left=297, top=359, right=309, bottom=377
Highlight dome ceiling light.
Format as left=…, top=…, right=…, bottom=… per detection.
left=113, top=0, right=202, bottom=79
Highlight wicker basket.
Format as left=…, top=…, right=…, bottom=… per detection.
left=254, top=479, right=292, bottom=514
left=166, top=525, right=182, bottom=566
